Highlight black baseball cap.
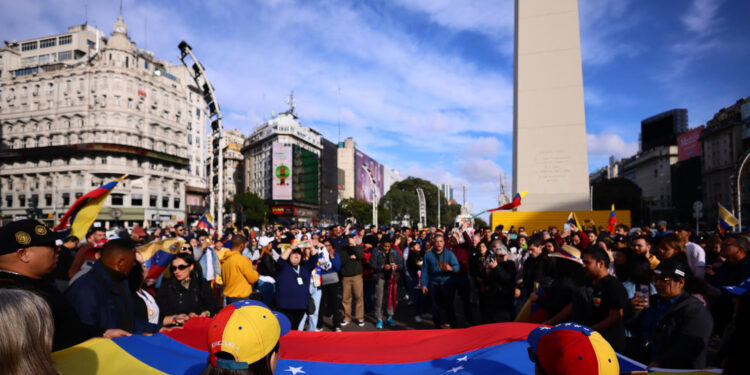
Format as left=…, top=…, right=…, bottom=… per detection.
left=0, top=219, right=67, bottom=255
left=654, top=259, right=691, bottom=280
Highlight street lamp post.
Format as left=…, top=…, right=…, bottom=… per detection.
left=178, top=41, right=224, bottom=237
left=737, top=152, right=750, bottom=231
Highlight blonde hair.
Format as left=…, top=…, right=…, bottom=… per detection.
left=0, top=288, right=57, bottom=375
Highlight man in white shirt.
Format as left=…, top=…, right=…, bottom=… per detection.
left=675, top=225, right=706, bottom=279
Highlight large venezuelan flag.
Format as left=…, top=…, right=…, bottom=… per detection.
left=49, top=319, right=712, bottom=375
left=138, top=238, right=185, bottom=280
left=54, top=175, right=127, bottom=240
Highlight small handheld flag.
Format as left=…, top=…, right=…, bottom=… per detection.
left=718, top=203, right=739, bottom=233
left=607, top=204, right=617, bottom=233
left=566, top=212, right=581, bottom=232
left=488, top=191, right=528, bottom=212
left=197, top=212, right=215, bottom=230
left=138, top=238, right=186, bottom=280
left=54, top=174, right=127, bottom=240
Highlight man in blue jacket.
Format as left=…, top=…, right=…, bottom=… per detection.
left=66, top=239, right=159, bottom=334
left=421, top=234, right=459, bottom=328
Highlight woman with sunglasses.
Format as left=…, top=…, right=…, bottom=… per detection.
left=156, top=253, right=218, bottom=326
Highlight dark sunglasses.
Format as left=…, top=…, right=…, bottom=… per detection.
left=172, top=264, right=191, bottom=271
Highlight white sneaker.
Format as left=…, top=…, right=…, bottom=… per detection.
left=415, top=315, right=422, bottom=323
left=335, top=327, right=342, bottom=332
left=341, top=320, right=350, bottom=327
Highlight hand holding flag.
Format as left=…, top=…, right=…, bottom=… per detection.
left=607, top=204, right=617, bottom=233
left=54, top=174, right=127, bottom=240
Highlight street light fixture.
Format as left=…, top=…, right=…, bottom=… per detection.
left=178, top=40, right=224, bottom=236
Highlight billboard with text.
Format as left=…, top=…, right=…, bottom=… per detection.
left=677, top=126, right=703, bottom=161
left=272, top=142, right=293, bottom=200
left=355, top=150, right=384, bottom=203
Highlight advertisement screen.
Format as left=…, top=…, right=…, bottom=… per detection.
left=355, top=150, right=384, bottom=203
left=272, top=142, right=293, bottom=200
left=677, top=126, right=703, bottom=161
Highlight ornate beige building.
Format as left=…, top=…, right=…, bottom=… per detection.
left=0, top=17, right=207, bottom=227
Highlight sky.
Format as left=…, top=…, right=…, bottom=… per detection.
left=2, top=0, right=749, bottom=217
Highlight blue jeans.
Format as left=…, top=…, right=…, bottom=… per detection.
left=298, top=284, right=322, bottom=331
left=257, top=279, right=276, bottom=308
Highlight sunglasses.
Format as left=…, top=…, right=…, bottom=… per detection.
left=172, top=264, right=191, bottom=271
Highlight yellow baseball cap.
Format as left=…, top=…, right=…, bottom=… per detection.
left=207, top=300, right=291, bottom=369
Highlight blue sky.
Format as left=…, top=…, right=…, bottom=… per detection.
left=2, top=0, right=749, bottom=215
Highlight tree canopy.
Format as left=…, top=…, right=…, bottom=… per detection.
left=233, top=192, right=270, bottom=226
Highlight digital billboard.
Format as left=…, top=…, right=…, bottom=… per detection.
left=677, top=126, right=703, bottom=161
left=355, top=150, right=384, bottom=203
left=272, top=142, right=293, bottom=200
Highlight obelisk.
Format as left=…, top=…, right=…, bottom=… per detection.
left=512, top=0, right=590, bottom=211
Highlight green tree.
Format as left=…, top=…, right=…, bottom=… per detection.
left=233, top=192, right=270, bottom=226
left=474, top=217, right=488, bottom=229
left=380, top=177, right=454, bottom=226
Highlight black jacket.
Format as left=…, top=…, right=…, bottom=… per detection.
left=630, top=293, right=713, bottom=369
left=156, top=274, right=218, bottom=321
left=1, top=271, right=103, bottom=351
left=339, top=244, right=365, bottom=277
left=483, top=260, right=517, bottom=310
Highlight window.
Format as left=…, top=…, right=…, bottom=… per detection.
left=149, top=195, right=157, bottom=207
left=125, top=56, right=129, bottom=68
left=58, top=35, right=72, bottom=45
left=45, top=194, right=52, bottom=206
left=40, top=38, right=56, bottom=48
left=162, top=196, right=169, bottom=208
left=111, top=194, right=123, bottom=206
left=131, top=194, right=143, bottom=206
left=144, top=61, right=149, bottom=69
left=21, top=56, right=38, bottom=66
left=58, top=50, right=72, bottom=61
left=21, top=41, right=38, bottom=51
left=174, top=198, right=180, bottom=209
left=19, top=195, right=26, bottom=207
left=5, top=196, right=11, bottom=208
left=62, top=193, right=70, bottom=206
left=75, top=192, right=82, bottom=199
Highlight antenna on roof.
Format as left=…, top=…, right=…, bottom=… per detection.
left=119, top=0, right=123, bottom=17
left=144, top=15, right=147, bottom=49
left=84, top=0, right=89, bottom=24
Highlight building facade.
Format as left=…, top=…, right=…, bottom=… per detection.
left=439, top=183, right=453, bottom=201
left=620, top=145, right=679, bottom=221
left=640, top=109, right=688, bottom=152
left=242, top=100, right=323, bottom=223
left=0, top=17, right=207, bottom=227
left=700, top=98, right=750, bottom=220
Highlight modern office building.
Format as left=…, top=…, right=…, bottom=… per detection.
left=242, top=96, right=323, bottom=223
left=337, top=136, right=402, bottom=204
left=640, top=109, right=688, bottom=152
left=439, top=183, right=453, bottom=201
left=620, top=145, right=679, bottom=220
left=0, top=17, right=208, bottom=227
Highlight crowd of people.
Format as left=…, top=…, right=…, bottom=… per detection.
left=0, top=217, right=749, bottom=373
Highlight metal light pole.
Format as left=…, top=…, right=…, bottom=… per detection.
left=737, top=152, right=750, bottom=231
left=437, top=188, right=441, bottom=227
left=178, top=41, right=224, bottom=237
left=362, top=164, right=378, bottom=226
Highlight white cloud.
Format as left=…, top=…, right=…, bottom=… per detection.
left=579, top=0, right=641, bottom=66
left=461, top=137, right=504, bottom=159
left=682, top=0, right=723, bottom=34
left=586, top=133, right=638, bottom=159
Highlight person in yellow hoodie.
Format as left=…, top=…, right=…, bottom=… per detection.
left=220, top=235, right=259, bottom=304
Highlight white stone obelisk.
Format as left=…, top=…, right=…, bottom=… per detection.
left=512, top=0, right=590, bottom=211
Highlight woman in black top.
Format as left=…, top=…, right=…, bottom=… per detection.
left=156, top=253, right=217, bottom=325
